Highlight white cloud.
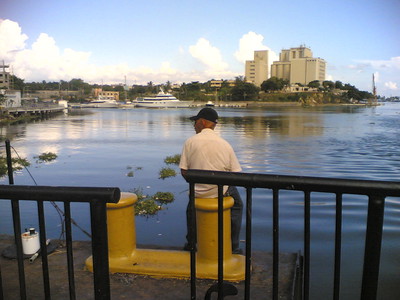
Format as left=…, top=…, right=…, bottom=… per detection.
left=384, top=81, right=398, bottom=90
left=373, top=72, right=380, bottom=82
left=354, top=57, right=400, bottom=70
left=1, top=19, right=239, bottom=85
left=347, top=63, right=369, bottom=72
left=344, top=58, right=400, bottom=96
left=235, top=31, right=267, bottom=63
left=0, top=19, right=28, bottom=61
left=189, top=38, right=228, bottom=71
left=234, top=31, right=279, bottom=64
left=326, top=74, right=334, bottom=81
left=0, top=19, right=95, bottom=82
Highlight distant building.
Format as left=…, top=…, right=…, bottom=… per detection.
left=0, top=62, right=11, bottom=89
left=170, top=83, right=181, bottom=90
left=0, top=89, right=21, bottom=108
left=92, top=88, right=119, bottom=100
left=210, top=80, right=235, bottom=89
left=245, top=50, right=269, bottom=87
left=0, top=62, right=21, bottom=108
left=283, top=84, right=318, bottom=93
left=271, top=46, right=326, bottom=85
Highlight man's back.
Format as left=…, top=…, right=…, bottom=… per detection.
left=180, top=128, right=241, bottom=172
left=180, top=128, right=241, bottom=198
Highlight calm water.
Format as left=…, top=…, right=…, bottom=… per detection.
left=0, top=103, right=399, bottom=299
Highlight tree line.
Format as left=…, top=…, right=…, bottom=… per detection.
left=9, top=75, right=373, bottom=102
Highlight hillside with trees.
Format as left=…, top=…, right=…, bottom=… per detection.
left=8, top=74, right=374, bottom=105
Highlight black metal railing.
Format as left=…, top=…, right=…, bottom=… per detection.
left=184, top=170, right=400, bottom=300
left=0, top=185, right=120, bottom=300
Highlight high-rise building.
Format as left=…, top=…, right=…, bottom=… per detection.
left=271, top=46, right=326, bottom=85
left=245, top=50, right=269, bottom=87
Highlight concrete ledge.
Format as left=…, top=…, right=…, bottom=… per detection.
left=0, top=236, right=297, bottom=299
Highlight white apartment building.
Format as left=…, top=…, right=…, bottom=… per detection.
left=271, top=46, right=326, bottom=85
left=245, top=50, right=269, bottom=87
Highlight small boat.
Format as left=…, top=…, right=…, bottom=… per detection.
left=90, top=96, right=119, bottom=108
left=205, top=101, right=215, bottom=107
left=134, top=88, right=191, bottom=108
left=120, top=101, right=136, bottom=109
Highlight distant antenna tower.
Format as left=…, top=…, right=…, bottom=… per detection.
left=372, top=74, right=377, bottom=103
left=372, top=74, right=377, bottom=95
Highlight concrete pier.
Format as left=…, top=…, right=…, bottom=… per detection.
left=4, top=105, right=65, bottom=118
left=0, top=235, right=298, bottom=299
left=85, top=193, right=245, bottom=281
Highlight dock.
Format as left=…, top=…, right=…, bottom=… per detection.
left=3, top=105, right=66, bottom=118
left=0, top=236, right=299, bottom=299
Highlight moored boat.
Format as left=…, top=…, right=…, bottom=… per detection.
left=134, top=89, right=191, bottom=108
left=90, top=96, right=119, bottom=108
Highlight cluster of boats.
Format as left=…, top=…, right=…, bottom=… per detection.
left=69, top=89, right=192, bottom=109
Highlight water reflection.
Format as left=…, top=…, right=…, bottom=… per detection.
left=0, top=104, right=399, bottom=300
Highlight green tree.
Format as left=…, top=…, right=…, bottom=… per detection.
left=11, top=75, right=25, bottom=92
left=231, top=79, right=259, bottom=101
left=260, top=77, right=288, bottom=92
left=335, top=81, right=344, bottom=89
left=146, top=81, right=156, bottom=94
left=0, top=93, right=5, bottom=106
left=322, top=81, right=335, bottom=90
left=343, top=83, right=355, bottom=90
left=164, top=81, right=171, bottom=91
left=69, top=78, right=86, bottom=91
left=308, top=80, right=320, bottom=88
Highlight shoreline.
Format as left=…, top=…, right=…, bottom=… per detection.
left=189, top=101, right=380, bottom=108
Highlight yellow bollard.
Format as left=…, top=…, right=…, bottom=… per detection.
left=194, top=196, right=244, bottom=278
left=196, top=196, right=234, bottom=263
left=86, top=193, right=244, bottom=280
left=86, top=192, right=138, bottom=272
left=107, top=192, right=137, bottom=262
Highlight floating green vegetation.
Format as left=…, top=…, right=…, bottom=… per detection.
left=134, top=199, right=162, bottom=216
left=152, top=192, right=174, bottom=204
left=159, top=167, right=177, bottom=179
left=164, top=154, right=181, bottom=165
left=130, top=187, right=175, bottom=217
left=0, top=156, right=30, bottom=177
left=126, top=165, right=142, bottom=176
left=35, top=152, right=58, bottom=163
left=132, top=187, right=147, bottom=200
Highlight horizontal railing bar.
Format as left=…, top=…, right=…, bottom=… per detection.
left=184, top=170, right=400, bottom=197
left=0, top=185, right=120, bottom=203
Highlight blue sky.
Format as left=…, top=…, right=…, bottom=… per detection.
left=1, top=0, right=399, bottom=96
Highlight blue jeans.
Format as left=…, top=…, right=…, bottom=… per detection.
left=186, top=186, right=243, bottom=251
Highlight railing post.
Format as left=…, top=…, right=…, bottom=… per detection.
left=244, top=188, right=253, bottom=300
left=189, top=183, right=197, bottom=300
left=6, top=140, right=27, bottom=300
left=303, top=191, right=311, bottom=300
left=0, top=265, right=3, bottom=300
left=272, top=189, right=280, bottom=300
left=333, top=193, right=343, bottom=300
left=90, top=201, right=111, bottom=300
left=360, top=195, right=385, bottom=300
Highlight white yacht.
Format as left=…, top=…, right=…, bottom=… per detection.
left=90, top=96, right=119, bottom=108
left=134, top=89, right=191, bottom=108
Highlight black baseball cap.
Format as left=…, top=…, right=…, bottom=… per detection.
left=189, top=108, right=218, bottom=123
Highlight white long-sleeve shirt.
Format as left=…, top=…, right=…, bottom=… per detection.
left=180, top=128, right=241, bottom=198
